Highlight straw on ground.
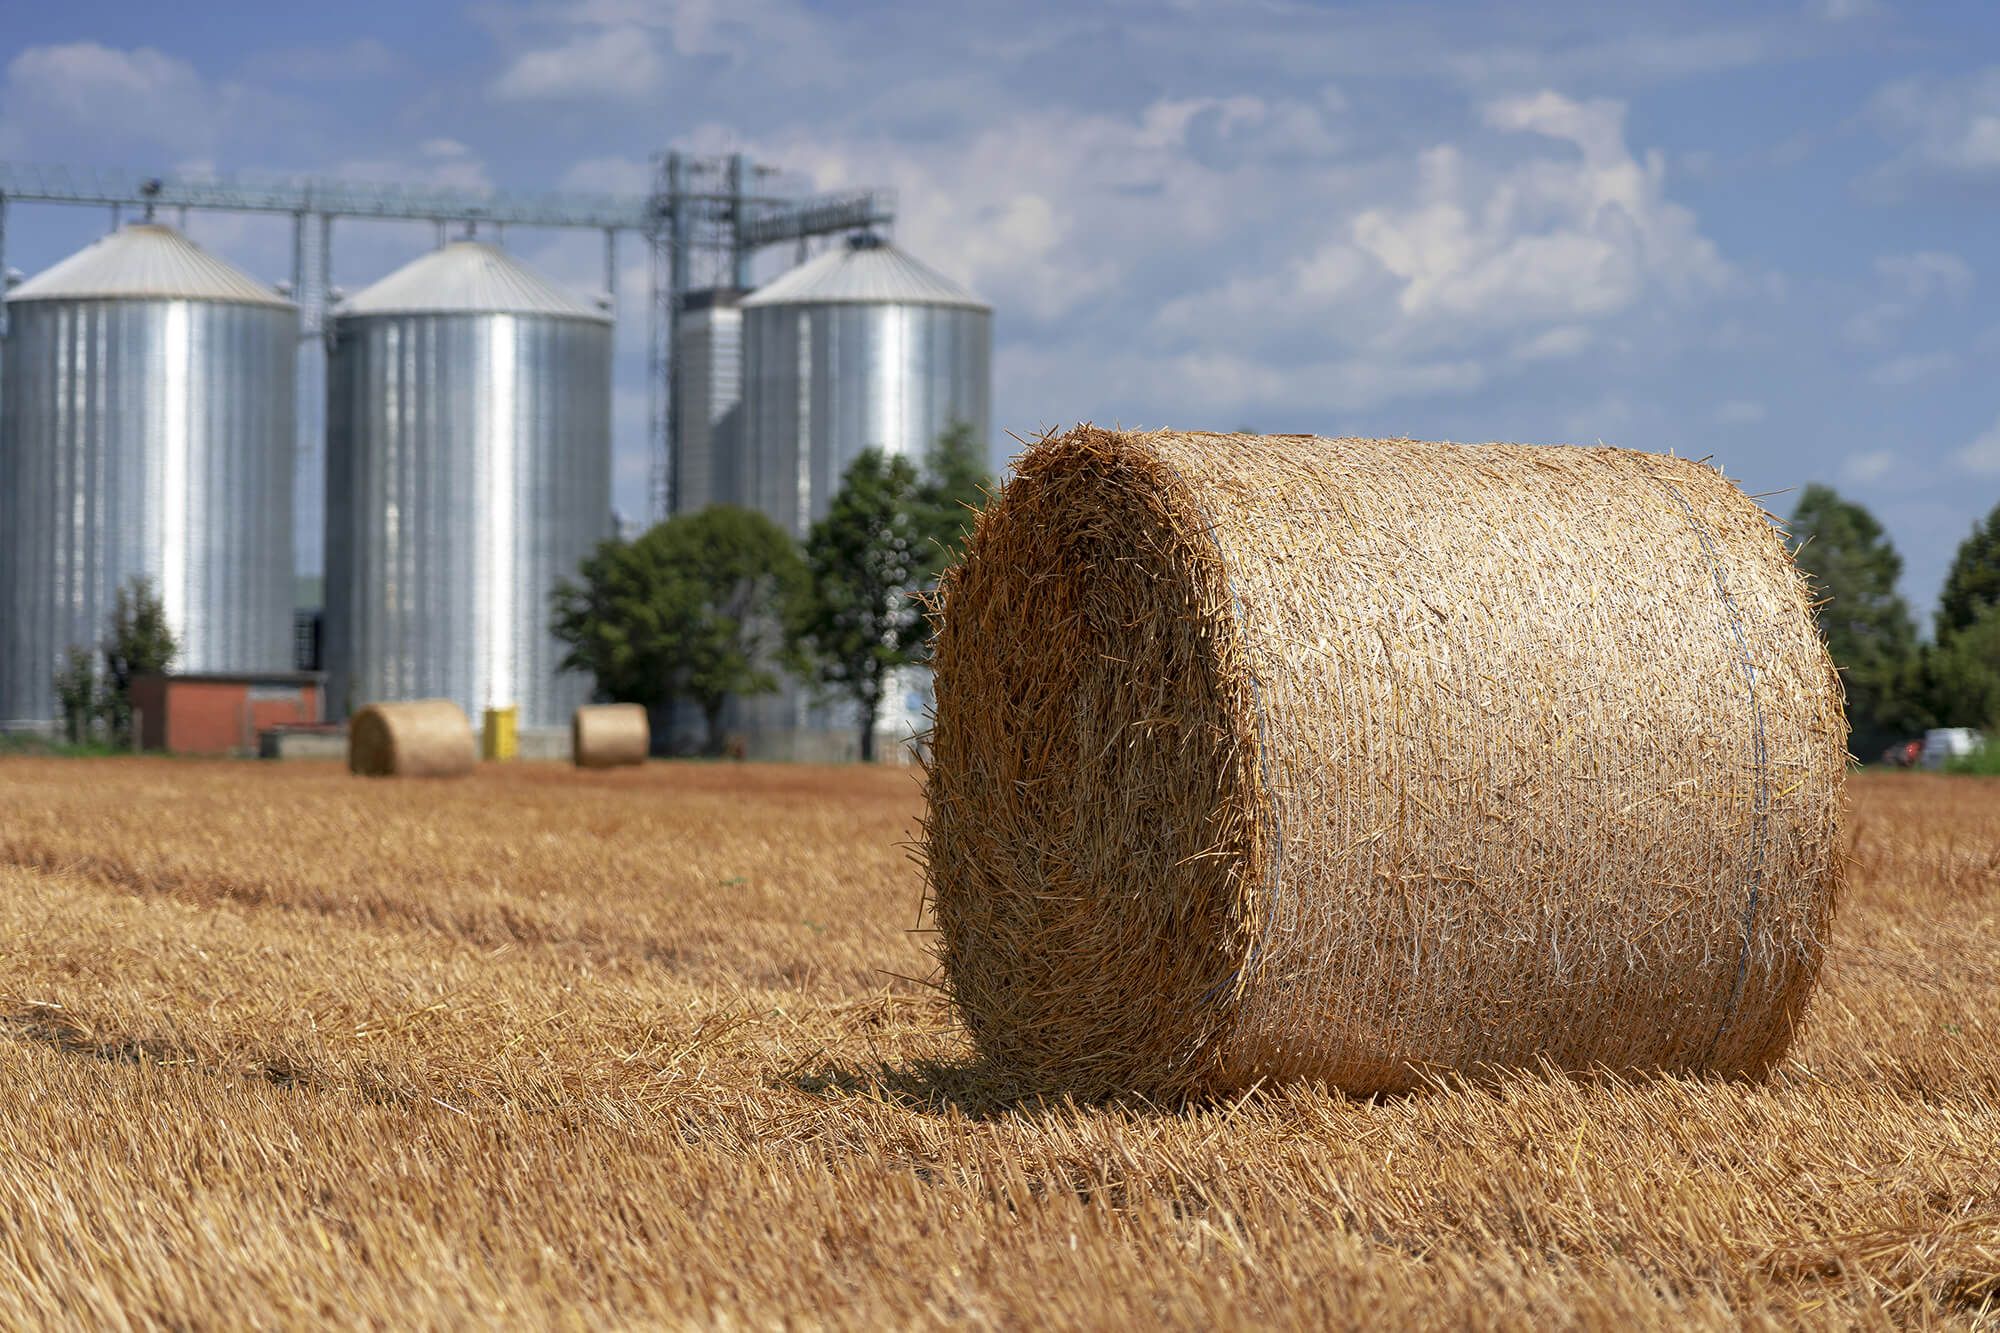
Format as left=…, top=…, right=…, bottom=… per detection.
left=0, top=759, right=1990, bottom=1327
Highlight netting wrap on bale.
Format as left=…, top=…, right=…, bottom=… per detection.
left=573, top=704, right=649, bottom=769
left=348, top=700, right=478, bottom=779
left=924, top=428, right=1846, bottom=1100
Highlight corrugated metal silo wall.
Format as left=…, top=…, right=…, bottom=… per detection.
left=0, top=297, right=297, bottom=728
left=670, top=303, right=743, bottom=513
left=736, top=299, right=991, bottom=756
left=323, top=312, right=612, bottom=730
left=741, top=301, right=991, bottom=538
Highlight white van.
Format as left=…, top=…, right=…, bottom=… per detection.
left=1921, top=727, right=1986, bottom=770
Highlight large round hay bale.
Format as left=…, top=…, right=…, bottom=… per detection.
left=572, top=703, right=649, bottom=769
left=924, top=428, right=1846, bottom=1100
left=348, top=699, right=477, bottom=778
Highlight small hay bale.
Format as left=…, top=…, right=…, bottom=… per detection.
left=572, top=703, right=649, bottom=769
left=347, top=699, right=477, bottom=778
left=924, top=428, right=1846, bottom=1100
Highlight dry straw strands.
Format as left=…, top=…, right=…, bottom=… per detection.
left=348, top=699, right=478, bottom=778
left=925, top=427, right=1847, bottom=1100
left=0, top=760, right=1992, bottom=1325
left=573, top=704, right=650, bottom=769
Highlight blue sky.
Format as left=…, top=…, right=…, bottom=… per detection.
left=2, top=0, right=1997, bottom=621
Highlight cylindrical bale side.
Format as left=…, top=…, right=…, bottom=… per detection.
left=572, top=703, right=649, bottom=769
left=925, top=427, right=1847, bottom=1100
left=348, top=699, right=477, bottom=778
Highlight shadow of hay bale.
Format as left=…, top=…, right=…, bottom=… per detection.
left=787, top=1058, right=1198, bottom=1121
left=791, top=1045, right=1809, bottom=1130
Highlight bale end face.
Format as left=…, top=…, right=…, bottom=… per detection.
left=922, top=433, right=1268, bottom=1100
left=348, top=700, right=478, bottom=778
left=923, top=427, right=1846, bottom=1101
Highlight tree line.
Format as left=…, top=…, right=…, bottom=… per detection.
left=557, top=455, right=2000, bottom=766
left=1790, top=486, right=2000, bottom=761
left=551, top=421, right=988, bottom=760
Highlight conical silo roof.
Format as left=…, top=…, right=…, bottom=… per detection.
left=742, top=235, right=987, bottom=311
left=7, top=223, right=293, bottom=308
left=338, top=241, right=611, bottom=322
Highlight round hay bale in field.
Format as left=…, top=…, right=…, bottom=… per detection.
left=573, top=703, right=649, bottom=769
left=924, top=427, right=1846, bottom=1100
left=348, top=700, right=477, bottom=778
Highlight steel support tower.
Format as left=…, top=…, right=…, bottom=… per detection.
left=0, top=157, right=894, bottom=523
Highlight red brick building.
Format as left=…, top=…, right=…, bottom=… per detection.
left=131, top=673, right=325, bottom=756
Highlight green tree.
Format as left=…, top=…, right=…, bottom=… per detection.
left=788, top=449, right=928, bottom=762
left=1925, top=602, right=2000, bottom=731
left=913, top=419, right=992, bottom=576
left=1788, top=484, right=1922, bottom=759
left=551, top=533, right=692, bottom=726
left=97, top=576, right=178, bottom=748
left=1937, top=501, right=2000, bottom=642
left=551, top=508, right=803, bottom=755
left=53, top=646, right=97, bottom=745
left=654, top=506, right=805, bottom=755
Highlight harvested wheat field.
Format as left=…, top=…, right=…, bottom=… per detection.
left=0, top=759, right=1993, bottom=1328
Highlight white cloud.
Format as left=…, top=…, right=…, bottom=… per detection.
left=1808, top=0, right=1882, bottom=20
left=1864, top=66, right=2000, bottom=192
left=995, top=340, right=1486, bottom=425
left=1155, top=350, right=1487, bottom=415
left=1958, top=417, right=2000, bottom=475
left=1445, top=30, right=1776, bottom=88
left=1, top=42, right=220, bottom=156
left=491, top=24, right=662, bottom=102
left=1840, top=313, right=1885, bottom=345
left=1344, top=92, right=1726, bottom=341
left=1149, top=236, right=1378, bottom=344
left=1146, top=89, right=1725, bottom=395
left=331, top=145, right=493, bottom=193
left=1514, top=325, right=1594, bottom=362
left=460, top=10, right=1741, bottom=442
left=1841, top=450, right=1897, bottom=485
left=486, top=0, right=842, bottom=104
left=1845, top=250, right=1974, bottom=343
left=757, top=86, right=1724, bottom=426
left=1714, top=400, right=1767, bottom=425
left=768, top=92, right=1348, bottom=324
left=1868, top=351, right=1959, bottom=388
left=1877, top=250, right=1975, bottom=301
left=456, top=7, right=1742, bottom=431
left=561, top=155, right=656, bottom=194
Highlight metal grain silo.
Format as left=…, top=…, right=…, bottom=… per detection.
left=739, top=234, right=990, bottom=537
left=737, top=234, right=991, bottom=760
left=669, top=288, right=745, bottom=513
left=0, top=224, right=296, bottom=731
left=323, top=241, right=612, bottom=735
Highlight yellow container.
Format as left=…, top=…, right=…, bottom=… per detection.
left=481, top=705, right=519, bottom=761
